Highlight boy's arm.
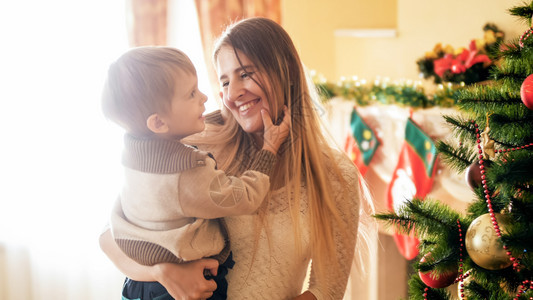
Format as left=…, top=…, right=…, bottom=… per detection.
left=178, top=149, right=276, bottom=219
left=179, top=107, right=290, bottom=219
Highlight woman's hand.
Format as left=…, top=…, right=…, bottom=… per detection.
left=152, top=260, right=219, bottom=300
left=261, top=106, right=291, bottom=154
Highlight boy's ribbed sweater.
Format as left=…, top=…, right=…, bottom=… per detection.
left=110, top=134, right=276, bottom=265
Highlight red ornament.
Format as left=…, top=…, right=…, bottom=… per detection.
left=465, top=161, right=483, bottom=190
left=418, top=253, right=459, bottom=289
left=465, top=160, right=492, bottom=190
left=520, top=74, right=533, bottom=110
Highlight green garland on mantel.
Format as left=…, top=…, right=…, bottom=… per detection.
left=311, top=72, right=462, bottom=109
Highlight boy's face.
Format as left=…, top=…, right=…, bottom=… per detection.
left=159, top=71, right=207, bottom=139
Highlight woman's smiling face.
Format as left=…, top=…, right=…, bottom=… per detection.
left=216, top=45, right=271, bottom=135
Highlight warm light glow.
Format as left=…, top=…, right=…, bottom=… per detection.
left=0, top=0, right=214, bottom=298
left=1, top=0, right=129, bottom=250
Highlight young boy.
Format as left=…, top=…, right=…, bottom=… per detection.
left=101, top=46, right=290, bottom=300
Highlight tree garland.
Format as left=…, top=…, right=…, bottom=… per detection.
left=312, top=72, right=461, bottom=109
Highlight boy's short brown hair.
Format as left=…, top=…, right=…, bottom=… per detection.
left=102, top=46, right=196, bottom=136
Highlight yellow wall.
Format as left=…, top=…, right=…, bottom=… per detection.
left=281, top=0, right=397, bottom=80
left=282, top=0, right=526, bottom=87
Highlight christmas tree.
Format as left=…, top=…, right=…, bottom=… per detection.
left=374, top=2, right=533, bottom=299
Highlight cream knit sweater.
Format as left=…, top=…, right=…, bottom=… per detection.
left=199, top=111, right=361, bottom=299
left=217, top=150, right=360, bottom=300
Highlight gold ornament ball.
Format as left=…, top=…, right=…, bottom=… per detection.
left=465, top=213, right=512, bottom=270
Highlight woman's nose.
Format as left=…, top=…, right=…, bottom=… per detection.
left=227, top=81, right=244, bottom=102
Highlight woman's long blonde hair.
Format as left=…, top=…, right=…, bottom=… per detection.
left=189, top=17, right=376, bottom=284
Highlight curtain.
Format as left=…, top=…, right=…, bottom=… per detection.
left=195, top=0, right=281, bottom=100
left=126, top=0, right=168, bottom=46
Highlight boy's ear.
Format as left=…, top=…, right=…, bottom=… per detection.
left=146, top=113, right=169, bottom=133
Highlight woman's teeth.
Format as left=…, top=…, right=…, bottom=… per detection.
left=239, top=100, right=257, bottom=111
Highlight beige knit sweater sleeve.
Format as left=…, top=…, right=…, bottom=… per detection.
left=178, top=149, right=275, bottom=218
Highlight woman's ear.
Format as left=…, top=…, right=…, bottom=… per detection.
left=146, top=113, right=169, bottom=133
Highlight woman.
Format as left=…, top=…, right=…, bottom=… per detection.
left=100, top=17, right=375, bottom=300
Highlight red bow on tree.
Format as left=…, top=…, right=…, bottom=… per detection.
left=433, top=40, right=491, bottom=77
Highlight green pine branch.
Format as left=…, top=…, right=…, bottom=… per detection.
left=489, top=151, right=533, bottom=189
left=374, top=198, right=463, bottom=238
left=374, top=198, right=465, bottom=274
left=408, top=276, right=452, bottom=300
left=441, top=114, right=478, bottom=144
left=456, top=85, right=526, bottom=118
left=466, top=177, right=508, bottom=216
left=487, top=113, right=533, bottom=146
left=442, top=97, right=533, bottom=148
left=509, top=1, right=533, bottom=26
left=465, top=279, right=513, bottom=300
left=491, top=69, right=526, bottom=85
left=405, top=198, right=463, bottom=236
left=507, top=190, right=533, bottom=223
left=436, top=140, right=475, bottom=173
left=373, top=212, right=416, bottom=235
left=493, top=38, right=521, bottom=60
left=496, top=51, right=533, bottom=78
left=416, top=249, right=458, bottom=273
left=464, top=264, right=528, bottom=300
left=490, top=77, right=522, bottom=90
left=501, top=219, right=533, bottom=256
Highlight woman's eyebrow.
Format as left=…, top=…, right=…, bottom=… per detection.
left=239, top=65, right=255, bottom=71
left=219, top=65, right=256, bottom=81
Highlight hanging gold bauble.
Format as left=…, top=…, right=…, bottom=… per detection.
left=465, top=213, right=512, bottom=270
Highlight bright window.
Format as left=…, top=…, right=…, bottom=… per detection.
left=0, top=1, right=213, bottom=298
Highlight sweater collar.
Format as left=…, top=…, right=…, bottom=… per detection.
left=122, top=134, right=208, bottom=174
